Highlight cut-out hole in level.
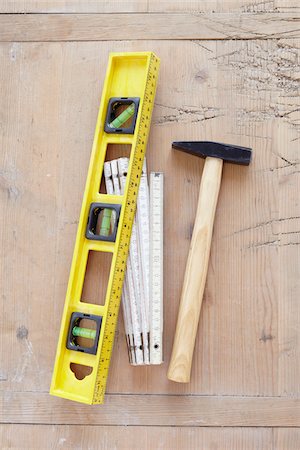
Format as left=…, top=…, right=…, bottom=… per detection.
left=70, top=363, right=93, bottom=381
left=99, top=144, right=131, bottom=194
left=81, top=250, right=113, bottom=306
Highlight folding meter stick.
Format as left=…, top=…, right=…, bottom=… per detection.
left=149, top=172, right=164, bottom=364
left=118, top=158, right=148, bottom=364
left=119, top=158, right=151, bottom=365
left=136, top=159, right=151, bottom=363
left=107, top=158, right=163, bottom=366
left=50, top=52, right=160, bottom=404
left=111, top=158, right=144, bottom=365
left=105, top=158, right=163, bottom=366
left=103, top=161, right=135, bottom=364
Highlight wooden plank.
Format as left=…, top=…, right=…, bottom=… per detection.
left=149, top=0, right=277, bottom=12
left=0, top=37, right=299, bottom=406
left=149, top=0, right=298, bottom=13
left=1, top=0, right=298, bottom=14
left=0, top=425, right=274, bottom=450
left=276, top=0, right=300, bottom=12
left=0, top=13, right=299, bottom=42
left=274, top=429, right=300, bottom=450
left=277, top=118, right=300, bottom=396
left=2, top=425, right=299, bottom=449
left=1, top=392, right=300, bottom=426
left=0, top=0, right=147, bottom=13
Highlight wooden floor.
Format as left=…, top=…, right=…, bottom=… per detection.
left=1, top=1, right=300, bottom=449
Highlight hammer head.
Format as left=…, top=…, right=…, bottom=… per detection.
left=172, top=141, right=252, bottom=165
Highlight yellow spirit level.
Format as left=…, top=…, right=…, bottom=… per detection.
left=50, top=52, right=160, bottom=404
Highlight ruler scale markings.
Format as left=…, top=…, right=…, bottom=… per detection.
left=117, top=157, right=143, bottom=365
left=135, top=158, right=151, bottom=364
left=94, top=54, right=160, bottom=401
left=104, top=161, right=135, bottom=364
left=149, top=172, right=164, bottom=365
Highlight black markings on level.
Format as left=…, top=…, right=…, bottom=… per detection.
left=94, top=60, right=158, bottom=403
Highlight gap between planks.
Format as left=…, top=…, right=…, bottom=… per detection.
left=0, top=13, right=299, bottom=42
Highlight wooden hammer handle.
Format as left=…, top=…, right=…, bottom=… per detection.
left=167, top=157, right=223, bottom=383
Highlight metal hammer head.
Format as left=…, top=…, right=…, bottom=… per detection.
left=172, top=141, right=252, bottom=165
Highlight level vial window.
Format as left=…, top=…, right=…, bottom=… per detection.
left=104, top=97, right=140, bottom=134
left=86, top=202, right=121, bottom=242
left=66, top=312, right=102, bottom=355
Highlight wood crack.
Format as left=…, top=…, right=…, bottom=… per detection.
left=154, top=104, right=223, bottom=125
left=246, top=239, right=279, bottom=249
left=231, top=216, right=300, bottom=236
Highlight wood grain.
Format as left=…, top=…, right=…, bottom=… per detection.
left=168, top=157, right=223, bottom=382
left=0, top=425, right=276, bottom=450
left=1, top=392, right=300, bottom=426
left=274, top=428, right=300, bottom=450
left=1, top=425, right=298, bottom=450
left=150, top=0, right=300, bottom=12
left=0, top=13, right=299, bottom=42
left=1, top=0, right=299, bottom=13
left=0, top=38, right=299, bottom=396
left=0, top=0, right=148, bottom=13
left=0, top=4, right=299, bottom=448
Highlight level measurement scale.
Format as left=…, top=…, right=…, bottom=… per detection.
left=149, top=172, right=164, bottom=364
left=50, top=52, right=160, bottom=404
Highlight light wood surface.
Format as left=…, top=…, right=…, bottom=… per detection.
left=168, top=157, right=223, bottom=382
left=0, top=0, right=299, bottom=13
left=3, top=425, right=300, bottom=450
left=0, top=13, right=299, bottom=41
left=0, top=2, right=299, bottom=449
left=2, top=392, right=300, bottom=426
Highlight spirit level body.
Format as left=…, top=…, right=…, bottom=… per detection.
left=50, top=52, right=160, bottom=404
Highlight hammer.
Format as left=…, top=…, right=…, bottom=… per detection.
left=168, top=141, right=252, bottom=383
